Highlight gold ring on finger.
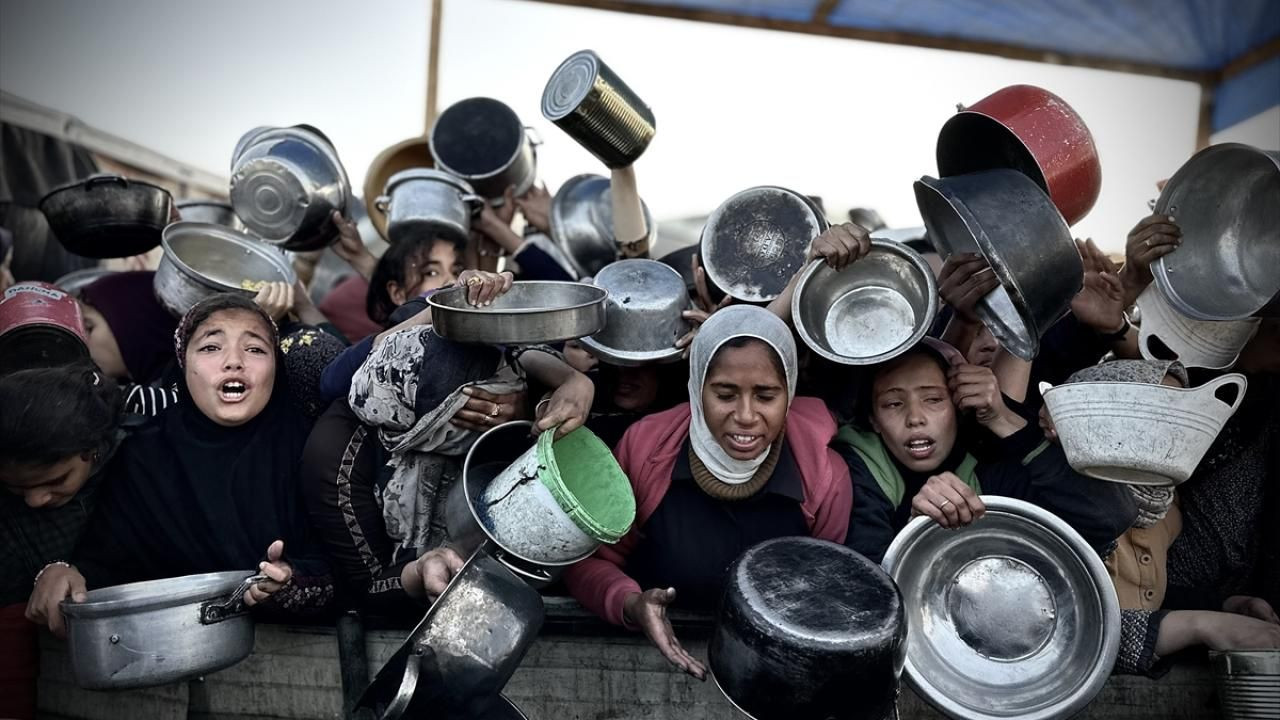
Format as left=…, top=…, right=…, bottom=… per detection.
left=466, top=276, right=484, bottom=286
left=937, top=499, right=952, bottom=509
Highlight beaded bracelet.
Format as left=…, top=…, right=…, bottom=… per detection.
left=34, top=561, right=71, bottom=585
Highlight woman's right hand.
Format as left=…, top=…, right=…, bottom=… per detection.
left=911, top=472, right=986, bottom=529
left=25, top=564, right=87, bottom=638
left=400, top=547, right=466, bottom=603
left=455, top=269, right=514, bottom=307
left=807, top=222, right=871, bottom=271
left=624, top=587, right=707, bottom=680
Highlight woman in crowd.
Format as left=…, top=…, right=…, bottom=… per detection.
left=76, top=271, right=177, bottom=386
left=25, top=293, right=345, bottom=635
left=563, top=304, right=853, bottom=679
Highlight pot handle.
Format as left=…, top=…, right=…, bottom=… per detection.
left=1198, top=373, right=1248, bottom=414
left=381, top=648, right=426, bottom=720
left=462, top=193, right=486, bottom=216
left=199, top=573, right=266, bottom=625
left=524, top=126, right=543, bottom=146
left=374, top=195, right=391, bottom=214
left=84, top=175, right=129, bottom=190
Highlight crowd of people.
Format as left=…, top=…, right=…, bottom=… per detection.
left=0, top=99, right=1277, bottom=718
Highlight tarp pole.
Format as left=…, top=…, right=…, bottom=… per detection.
left=426, top=0, right=443, bottom=131
left=1196, top=83, right=1215, bottom=149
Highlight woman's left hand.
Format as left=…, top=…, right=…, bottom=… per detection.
left=948, top=362, right=1025, bottom=438
left=453, top=387, right=526, bottom=431
left=535, top=371, right=594, bottom=439
left=244, top=540, right=292, bottom=606
left=808, top=222, right=871, bottom=271
left=456, top=270, right=514, bottom=307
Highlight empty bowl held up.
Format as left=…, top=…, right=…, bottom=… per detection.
left=792, top=239, right=938, bottom=366
left=580, top=258, right=691, bottom=366
left=1039, top=373, right=1247, bottom=486
left=428, top=281, right=608, bottom=345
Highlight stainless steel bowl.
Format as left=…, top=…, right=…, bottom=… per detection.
left=550, top=173, right=657, bottom=278
left=155, top=221, right=298, bottom=317
left=229, top=125, right=350, bottom=251
left=701, top=186, right=828, bottom=303
left=882, top=496, right=1120, bottom=720
left=541, top=49, right=656, bottom=169
left=1211, top=650, right=1280, bottom=720
left=1153, top=143, right=1280, bottom=321
left=177, top=199, right=246, bottom=232
left=914, top=170, right=1081, bottom=361
left=792, top=240, right=938, bottom=365
left=61, top=571, right=257, bottom=690
left=580, top=259, right=691, bottom=366
left=428, top=281, right=608, bottom=345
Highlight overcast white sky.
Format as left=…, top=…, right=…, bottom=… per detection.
left=0, top=0, right=1234, bottom=252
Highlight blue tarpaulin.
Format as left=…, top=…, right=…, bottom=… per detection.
left=546, top=0, right=1280, bottom=132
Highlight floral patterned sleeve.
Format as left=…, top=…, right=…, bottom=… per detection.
left=255, top=572, right=337, bottom=620
left=1114, top=608, right=1171, bottom=677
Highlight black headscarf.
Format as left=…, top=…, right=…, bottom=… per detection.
left=78, top=271, right=178, bottom=384
left=73, top=295, right=325, bottom=588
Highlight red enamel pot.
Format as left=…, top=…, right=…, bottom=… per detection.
left=937, top=84, right=1101, bottom=226
left=0, top=282, right=90, bottom=374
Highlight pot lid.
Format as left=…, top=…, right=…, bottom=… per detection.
left=579, top=258, right=690, bottom=366
left=701, top=186, right=825, bottom=303
left=882, top=496, right=1120, bottom=720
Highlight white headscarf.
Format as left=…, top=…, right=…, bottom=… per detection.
left=687, top=305, right=798, bottom=484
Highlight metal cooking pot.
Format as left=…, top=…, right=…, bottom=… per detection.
left=1136, top=284, right=1260, bottom=371
left=550, top=173, right=657, bottom=278
left=1210, top=650, right=1280, bottom=720
left=701, top=186, right=828, bottom=303
left=792, top=240, right=938, bottom=366
left=541, top=49, right=656, bottom=169
left=429, top=98, right=539, bottom=202
left=177, top=199, right=246, bottom=232
left=428, top=281, right=608, bottom=345
left=38, top=175, right=173, bottom=259
left=937, top=84, right=1101, bottom=226
left=1152, top=143, right=1280, bottom=321
left=0, top=282, right=89, bottom=374
left=446, top=421, right=567, bottom=588
left=155, top=222, right=297, bottom=317
left=365, top=136, right=436, bottom=241
left=580, top=258, right=691, bottom=365
left=710, top=537, right=906, bottom=720
left=61, top=571, right=259, bottom=690
left=883, top=496, right=1120, bottom=720
left=357, top=549, right=544, bottom=720
left=914, top=170, right=1081, bottom=361
left=230, top=125, right=350, bottom=251
left=376, top=169, right=484, bottom=246
left=53, top=268, right=118, bottom=297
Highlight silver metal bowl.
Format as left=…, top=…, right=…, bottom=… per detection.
left=428, top=281, right=608, bottom=345
left=914, top=170, right=1081, bottom=361
left=701, top=186, right=828, bottom=303
left=155, top=221, right=298, bottom=317
left=1153, top=143, right=1280, bottom=321
left=1211, top=650, right=1280, bottom=720
left=550, top=173, right=657, bottom=278
left=882, top=496, right=1120, bottom=720
left=792, top=240, right=938, bottom=365
left=579, top=259, right=691, bottom=365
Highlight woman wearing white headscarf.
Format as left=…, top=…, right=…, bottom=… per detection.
left=562, top=304, right=852, bottom=679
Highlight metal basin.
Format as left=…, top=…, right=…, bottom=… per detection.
left=429, top=98, right=538, bottom=202
left=177, top=200, right=245, bottom=232
left=1153, top=143, right=1280, bottom=321
left=883, top=496, right=1120, bottom=720
left=792, top=240, right=937, bottom=365
left=230, top=125, right=350, bottom=251
left=1136, top=285, right=1260, bottom=370
left=376, top=168, right=483, bottom=246
left=701, top=186, right=828, bottom=303
left=61, top=571, right=258, bottom=690
left=914, top=170, right=1081, bottom=361
left=541, top=49, right=656, bottom=169
left=155, top=222, right=297, bottom=317
left=550, top=173, right=657, bottom=278
left=937, top=84, right=1101, bottom=226
left=580, top=258, right=690, bottom=365
left=38, top=175, right=172, bottom=259
left=710, top=537, right=905, bottom=720
left=1211, top=650, right=1280, bottom=720
left=357, top=549, right=545, bottom=720
left=428, top=281, right=607, bottom=345
left=1040, top=374, right=1247, bottom=486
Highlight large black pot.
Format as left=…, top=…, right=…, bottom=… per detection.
left=39, top=175, right=173, bottom=259
left=710, top=537, right=906, bottom=720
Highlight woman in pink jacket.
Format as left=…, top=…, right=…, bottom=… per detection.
left=562, top=304, right=852, bottom=679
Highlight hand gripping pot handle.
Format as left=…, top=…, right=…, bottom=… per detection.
left=1198, top=373, right=1248, bottom=413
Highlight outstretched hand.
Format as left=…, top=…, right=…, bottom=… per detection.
left=624, top=587, right=707, bottom=680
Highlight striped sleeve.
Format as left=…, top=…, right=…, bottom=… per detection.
left=123, top=383, right=179, bottom=417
